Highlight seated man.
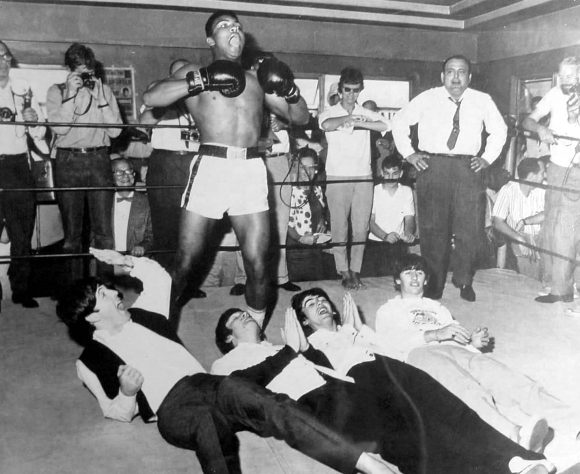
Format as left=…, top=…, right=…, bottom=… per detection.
left=369, top=155, right=415, bottom=274
left=375, top=254, right=580, bottom=456
left=111, top=158, right=153, bottom=257
left=492, top=157, right=546, bottom=282
left=56, top=248, right=395, bottom=474
left=213, top=306, right=553, bottom=474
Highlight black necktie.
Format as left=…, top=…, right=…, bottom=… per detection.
left=116, top=196, right=133, bottom=203
left=446, top=98, right=462, bottom=150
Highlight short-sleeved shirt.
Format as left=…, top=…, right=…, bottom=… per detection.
left=319, top=103, right=389, bottom=177
left=370, top=184, right=415, bottom=240
left=528, top=86, right=580, bottom=167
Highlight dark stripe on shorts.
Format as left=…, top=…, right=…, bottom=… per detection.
left=181, top=154, right=203, bottom=209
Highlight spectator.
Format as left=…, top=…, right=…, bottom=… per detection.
left=0, top=41, right=46, bottom=308
left=392, top=54, right=507, bottom=302
left=492, top=158, right=546, bottom=281
left=287, top=147, right=329, bottom=246
left=375, top=254, right=580, bottom=453
left=369, top=155, right=415, bottom=273
left=522, top=56, right=580, bottom=304
left=139, top=59, right=201, bottom=277
left=111, top=158, right=153, bottom=257
left=319, top=67, right=389, bottom=290
left=46, top=43, right=122, bottom=283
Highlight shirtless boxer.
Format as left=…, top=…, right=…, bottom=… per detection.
left=143, top=10, right=309, bottom=329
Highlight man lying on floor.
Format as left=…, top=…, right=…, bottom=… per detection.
left=56, top=248, right=398, bottom=474
left=211, top=305, right=554, bottom=474
left=375, top=254, right=580, bottom=459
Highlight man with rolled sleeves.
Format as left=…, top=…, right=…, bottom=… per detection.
left=0, top=41, right=46, bottom=308
left=46, top=43, right=122, bottom=283
left=522, top=56, right=580, bottom=304
left=392, top=54, right=507, bottom=302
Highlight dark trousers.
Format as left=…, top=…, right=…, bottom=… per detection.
left=0, top=154, right=36, bottom=295
left=54, top=149, right=114, bottom=282
left=146, top=149, right=195, bottom=270
left=157, top=374, right=361, bottom=474
left=347, top=356, right=543, bottom=474
left=417, top=155, right=486, bottom=294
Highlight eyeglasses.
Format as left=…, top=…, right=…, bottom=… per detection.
left=0, top=53, right=12, bottom=62
left=113, top=169, right=134, bottom=177
left=343, top=87, right=361, bottom=93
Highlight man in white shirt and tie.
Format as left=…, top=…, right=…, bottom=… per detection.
left=392, top=55, right=507, bottom=302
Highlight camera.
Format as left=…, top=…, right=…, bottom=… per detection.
left=181, top=128, right=200, bottom=143
left=0, top=107, right=15, bottom=122
left=80, top=72, right=96, bottom=90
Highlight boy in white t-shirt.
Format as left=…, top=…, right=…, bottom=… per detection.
left=369, top=155, right=416, bottom=272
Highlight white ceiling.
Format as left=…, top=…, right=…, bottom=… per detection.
left=50, top=0, right=574, bottom=30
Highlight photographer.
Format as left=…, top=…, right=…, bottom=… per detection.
left=522, top=56, right=580, bottom=304
left=46, top=43, right=122, bottom=284
left=0, top=41, right=46, bottom=308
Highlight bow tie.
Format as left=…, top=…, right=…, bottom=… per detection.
left=116, top=196, right=133, bottom=203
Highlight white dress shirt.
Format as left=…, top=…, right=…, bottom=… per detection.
left=211, top=341, right=328, bottom=400
left=0, top=78, right=46, bottom=155
left=392, top=86, right=507, bottom=164
left=76, top=257, right=199, bottom=421
left=307, top=324, right=387, bottom=376
left=113, top=191, right=134, bottom=252
left=528, top=86, right=580, bottom=167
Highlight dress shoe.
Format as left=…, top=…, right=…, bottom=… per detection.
left=508, top=456, right=555, bottom=474
left=452, top=279, right=476, bottom=302
left=279, top=281, right=301, bottom=292
left=191, top=288, right=207, bottom=299
left=12, top=293, right=39, bottom=308
left=519, top=416, right=548, bottom=453
left=229, top=283, right=246, bottom=296
left=535, top=293, right=573, bottom=303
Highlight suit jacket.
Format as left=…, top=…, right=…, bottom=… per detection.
left=112, top=191, right=153, bottom=253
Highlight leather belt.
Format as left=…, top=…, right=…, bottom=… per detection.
left=198, top=144, right=263, bottom=160
left=58, top=146, right=108, bottom=154
left=0, top=153, right=27, bottom=160
left=427, top=152, right=472, bottom=159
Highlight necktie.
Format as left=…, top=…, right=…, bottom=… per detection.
left=116, top=196, right=133, bottom=203
left=446, top=98, right=462, bottom=150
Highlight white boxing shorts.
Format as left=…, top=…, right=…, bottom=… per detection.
left=181, top=146, right=269, bottom=219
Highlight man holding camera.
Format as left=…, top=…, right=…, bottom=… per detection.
left=0, top=41, right=46, bottom=308
left=522, top=56, right=580, bottom=304
left=143, top=10, right=309, bottom=329
left=47, top=43, right=122, bottom=284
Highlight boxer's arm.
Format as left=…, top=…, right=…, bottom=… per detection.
left=266, top=93, right=309, bottom=125
left=142, top=63, right=199, bottom=108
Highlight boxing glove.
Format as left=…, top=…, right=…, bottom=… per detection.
left=185, top=60, right=246, bottom=98
left=257, top=57, right=301, bottom=104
